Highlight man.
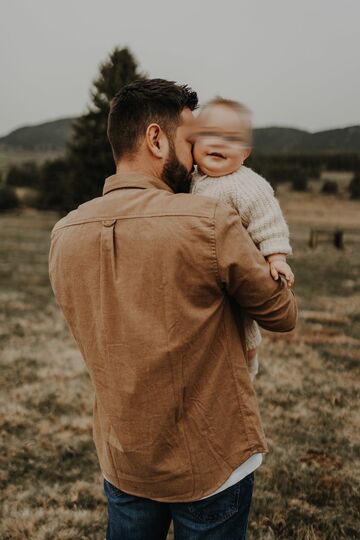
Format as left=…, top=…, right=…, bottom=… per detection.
left=49, top=79, right=297, bottom=539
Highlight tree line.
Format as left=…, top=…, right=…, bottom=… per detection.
left=0, top=47, right=144, bottom=212
left=1, top=46, right=360, bottom=211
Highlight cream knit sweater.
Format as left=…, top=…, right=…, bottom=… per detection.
left=190, top=165, right=292, bottom=350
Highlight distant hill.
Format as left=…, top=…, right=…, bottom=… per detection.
left=1, top=117, right=359, bottom=154
left=0, top=118, right=76, bottom=150
left=309, top=125, right=360, bottom=153
left=254, top=125, right=360, bottom=154
left=253, top=127, right=311, bottom=153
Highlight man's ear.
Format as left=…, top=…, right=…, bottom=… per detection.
left=146, top=123, right=169, bottom=158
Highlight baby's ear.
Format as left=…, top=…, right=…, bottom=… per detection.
left=243, top=147, right=252, bottom=162
left=245, top=147, right=252, bottom=159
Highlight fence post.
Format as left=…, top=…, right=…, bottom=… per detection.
left=334, top=230, right=344, bottom=249
left=309, top=229, right=318, bottom=248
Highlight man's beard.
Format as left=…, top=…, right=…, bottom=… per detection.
left=161, top=144, right=193, bottom=194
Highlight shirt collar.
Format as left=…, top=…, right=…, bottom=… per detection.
left=103, top=172, right=174, bottom=196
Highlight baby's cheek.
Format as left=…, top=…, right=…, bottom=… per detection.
left=192, top=143, right=203, bottom=166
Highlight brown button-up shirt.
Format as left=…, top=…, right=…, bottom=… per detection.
left=49, top=172, right=297, bottom=502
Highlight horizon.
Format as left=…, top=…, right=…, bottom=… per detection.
left=1, top=115, right=360, bottom=140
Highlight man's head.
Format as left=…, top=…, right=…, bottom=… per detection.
left=107, top=79, right=198, bottom=192
left=193, top=97, right=253, bottom=177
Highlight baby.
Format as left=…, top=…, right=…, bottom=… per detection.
left=191, top=97, right=294, bottom=381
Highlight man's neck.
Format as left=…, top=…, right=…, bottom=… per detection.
left=116, top=159, right=159, bottom=180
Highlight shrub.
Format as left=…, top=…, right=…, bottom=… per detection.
left=36, top=158, right=74, bottom=212
left=292, top=170, right=308, bottom=191
left=0, top=185, right=19, bottom=211
left=6, top=161, right=40, bottom=188
left=265, top=166, right=303, bottom=184
left=349, top=173, right=360, bottom=199
left=323, top=153, right=360, bottom=172
left=250, top=166, right=277, bottom=189
left=321, top=180, right=339, bottom=195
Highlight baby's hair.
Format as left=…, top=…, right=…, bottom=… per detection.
left=203, top=96, right=251, bottom=116
left=200, top=96, right=253, bottom=144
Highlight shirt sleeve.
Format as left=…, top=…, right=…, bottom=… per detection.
left=214, top=202, right=297, bottom=332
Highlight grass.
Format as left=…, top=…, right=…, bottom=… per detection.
left=1, top=190, right=360, bottom=539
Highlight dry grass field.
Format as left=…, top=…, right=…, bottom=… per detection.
left=1, top=189, right=359, bottom=539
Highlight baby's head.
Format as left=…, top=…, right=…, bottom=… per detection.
left=193, top=97, right=252, bottom=177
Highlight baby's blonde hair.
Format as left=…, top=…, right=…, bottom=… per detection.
left=201, top=96, right=253, bottom=144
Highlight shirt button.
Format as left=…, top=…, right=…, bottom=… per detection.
left=103, top=219, right=116, bottom=227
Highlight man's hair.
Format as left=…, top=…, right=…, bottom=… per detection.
left=201, top=96, right=253, bottom=144
left=107, top=78, right=198, bottom=162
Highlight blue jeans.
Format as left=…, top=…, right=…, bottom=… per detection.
left=103, top=472, right=254, bottom=539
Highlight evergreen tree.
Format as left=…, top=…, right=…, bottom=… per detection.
left=0, top=185, right=19, bottom=211
left=6, top=161, right=40, bottom=188
left=37, top=158, right=73, bottom=212
left=66, top=47, right=145, bottom=206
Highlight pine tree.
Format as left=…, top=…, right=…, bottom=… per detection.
left=37, top=158, right=72, bottom=212
left=66, top=47, right=145, bottom=206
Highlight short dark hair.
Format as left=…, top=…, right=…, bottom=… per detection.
left=107, top=78, right=198, bottom=162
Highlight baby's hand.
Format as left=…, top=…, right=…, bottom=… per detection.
left=269, top=259, right=295, bottom=287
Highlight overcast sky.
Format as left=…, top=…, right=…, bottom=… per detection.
left=1, top=0, right=359, bottom=136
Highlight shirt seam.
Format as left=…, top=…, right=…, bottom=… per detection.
left=52, top=213, right=214, bottom=233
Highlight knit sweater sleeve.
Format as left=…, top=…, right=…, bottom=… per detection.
left=244, top=317, right=262, bottom=350
left=232, top=168, right=292, bottom=257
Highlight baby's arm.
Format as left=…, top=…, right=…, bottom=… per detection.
left=241, top=179, right=292, bottom=259
left=245, top=316, right=262, bottom=350
left=244, top=316, right=261, bottom=381
left=232, top=171, right=294, bottom=286
left=247, top=348, right=259, bottom=382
